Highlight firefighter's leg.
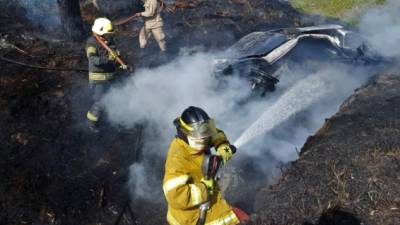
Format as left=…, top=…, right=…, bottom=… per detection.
left=87, top=102, right=101, bottom=123
left=139, top=26, right=152, bottom=49
left=152, top=27, right=166, bottom=52
left=87, top=81, right=107, bottom=132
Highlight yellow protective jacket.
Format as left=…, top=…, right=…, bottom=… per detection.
left=163, top=136, right=240, bottom=225
left=141, top=0, right=163, bottom=29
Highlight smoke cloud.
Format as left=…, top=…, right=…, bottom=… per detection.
left=100, top=0, right=397, bottom=209
left=359, top=0, right=400, bottom=59
left=229, top=63, right=374, bottom=174
left=102, top=49, right=377, bottom=204
left=103, top=52, right=259, bottom=200
left=234, top=71, right=338, bottom=148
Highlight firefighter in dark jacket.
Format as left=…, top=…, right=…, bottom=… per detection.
left=85, top=18, right=126, bottom=132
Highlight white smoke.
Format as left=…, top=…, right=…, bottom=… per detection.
left=359, top=0, right=400, bottom=58
left=128, top=163, right=158, bottom=200
left=102, top=50, right=375, bottom=201
left=230, top=64, right=373, bottom=171
left=103, top=53, right=260, bottom=145
left=101, top=0, right=400, bottom=205
left=103, top=53, right=263, bottom=200
left=98, top=0, right=396, bottom=213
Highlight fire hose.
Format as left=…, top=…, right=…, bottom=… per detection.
left=113, top=0, right=171, bottom=26
left=196, top=155, right=223, bottom=225
left=93, top=33, right=129, bottom=68
left=0, top=56, right=88, bottom=72
left=0, top=35, right=131, bottom=72
left=113, top=14, right=140, bottom=26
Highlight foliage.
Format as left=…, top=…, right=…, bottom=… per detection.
left=290, top=0, right=385, bottom=22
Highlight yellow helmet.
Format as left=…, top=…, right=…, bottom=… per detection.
left=92, top=18, right=114, bottom=36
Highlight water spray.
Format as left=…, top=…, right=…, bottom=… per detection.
left=234, top=73, right=333, bottom=148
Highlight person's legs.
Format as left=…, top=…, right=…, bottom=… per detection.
left=87, top=81, right=108, bottom=132
left=139, top=26, right=152, bottom=49
left=152, top=27, right=166, bottom=52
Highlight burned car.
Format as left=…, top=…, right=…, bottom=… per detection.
left=214, top=24, right=380, bottom=95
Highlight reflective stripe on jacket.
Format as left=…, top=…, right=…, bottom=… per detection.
left=85, top=36, right=118, bottom=79
left=89, top=72, right=115, bottom=81
left=163, top=138, right=239, bottom=225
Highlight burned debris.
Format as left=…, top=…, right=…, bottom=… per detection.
left=213, top=25, right=383, bottom=96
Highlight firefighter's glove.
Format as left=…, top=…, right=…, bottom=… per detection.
left=216, top=143, right=236, bottom=165
left=119, top=64, right=128, bottom=70
left=201, top=178, right=214, bottom=195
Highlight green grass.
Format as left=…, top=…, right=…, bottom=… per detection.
left=290, top=0, right=385, bottom=22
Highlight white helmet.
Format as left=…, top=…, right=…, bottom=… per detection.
left=92, top=18, right=114, bottom=36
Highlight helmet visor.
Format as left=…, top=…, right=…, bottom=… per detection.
left=186, top=119, right=217, bottom=139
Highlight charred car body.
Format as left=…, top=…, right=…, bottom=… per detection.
left=214, top=25, right=381, bottom=95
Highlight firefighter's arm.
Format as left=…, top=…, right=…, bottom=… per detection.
left=211, top=129, right=229, bottom=147
left=163, top=170, right=208, bottom=210
left=140, top=0, right=158, bottom=17
left=86, top=44, right=108, bottom=66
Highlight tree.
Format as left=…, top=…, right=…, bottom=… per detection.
left=57, top=0, right=85, bottom=42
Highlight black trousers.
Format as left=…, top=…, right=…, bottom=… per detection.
left=87, top=80, right=111, bottom=123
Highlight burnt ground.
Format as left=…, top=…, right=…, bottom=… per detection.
left=250, top=71, right=400, bottom=225
left=2, top=1, right=399, bottom=225
left=0, top=1, right=308, bottom=225
left=0, top=34, right=144, bottom=224
left=2, top=0, right=400, bottom=224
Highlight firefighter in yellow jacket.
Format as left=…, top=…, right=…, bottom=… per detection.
left=163, top=106, right=242, bottom=225
left=135, top=0, right=166, bottom=52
